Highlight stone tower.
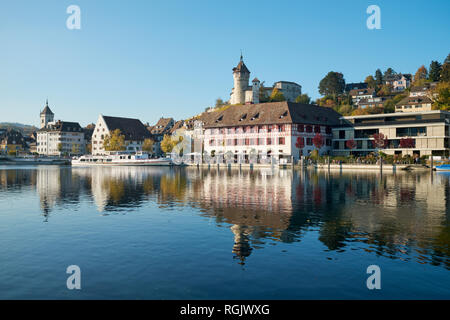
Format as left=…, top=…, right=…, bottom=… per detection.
left=251, top=78, right=260, bottom=104
left=40, top=99, right=54, bottom=128
left=230, top=55, right=250, bottom=105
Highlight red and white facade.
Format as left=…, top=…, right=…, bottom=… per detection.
left=203, top=123, right=333, bottom=161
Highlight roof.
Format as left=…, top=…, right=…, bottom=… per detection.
left=232, top=58, right=250, bottom=74
left=396, top=96, right=433, bottom=106
left=150, top=117, right=174, bottom=134
left=349, top=88, right=376, bottom=97
left=0, top=129, right=25, bottom=146
left=102, top=116, right=152, bottom=140
left=200, top=102, right=342, bottom=128
left=252, top=77, right=260, bottom=83
left=40, top=104, right=54, bottom=115
left=384, top=73, right=412, bottom=82
left=169, top=120, right=184, bottom=134
left=38, top=121, right=83, bottom=133
left=345, top=82, right=368, bottom=92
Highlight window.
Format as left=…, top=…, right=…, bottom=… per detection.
left=306, top=126, right=312, bottom=133
left=297, top=124, right=304, bottom=132
left=306, top=138, right=312, bottom=145
left=267, top=138, right=272, bottom=145
left=314, top=126, right=321, bottom=133
left=258, top=138, right=265, bottom=145
left=278, top=137, right=285, bottom=145
left=339, top=130, right=345, bottom=139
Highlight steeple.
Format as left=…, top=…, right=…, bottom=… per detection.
left=40, top=99, right=54, bottom=128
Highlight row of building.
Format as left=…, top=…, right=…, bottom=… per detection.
left=7, top=57, right=448, bottom=160
left=348, top=75, right=436, bottom=112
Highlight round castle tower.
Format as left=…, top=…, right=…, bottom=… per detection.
left=230, top=55, right=250, bottom=105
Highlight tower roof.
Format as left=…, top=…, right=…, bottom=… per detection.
left=40, top=100, right=54, bottom=115
left=232, top=55, right=250, bottom=74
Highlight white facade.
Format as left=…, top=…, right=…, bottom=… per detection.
left=91, top=115, right=149, bottom=156
left=37, top=127, right=85, bottom=156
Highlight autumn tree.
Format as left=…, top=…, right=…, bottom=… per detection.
left=346, top=139, right=356, bottom=156
left=71, top=144, right=80, bottom=154
left=399, top=138, right=415, bottom=148
left=365, top=75, right=376, bottom=89
left=103, top=129, right=126, bottom=151
left=373, top=133, right=388, bottom=150
left=295, top=93, right=311, bottom=104
left=269, top=88, right=286, bottom=102
left=312, top=133, right=324, bottom=150
left=295, top=137, right=305, bottom=157
left=142, top=138, right=154, bottom=153
left=318, top=72, right=345, bottom=98
left=432, top=82, right=450, bottom=111
left=160, top=135, right=175, bottom=154
left=414, top=65, right=428, bottom=84
left=428, top=61, right=442, bottom=82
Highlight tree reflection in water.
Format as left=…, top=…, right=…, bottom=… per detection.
left=0, top=166, right=449, bottom=269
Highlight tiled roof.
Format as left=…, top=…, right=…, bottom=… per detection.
left=396, top=96, right=433, bottom=106
left=38, top=121, right=83, bottom=133
left=102, top=116, right=152, bottom=140
left=200, top=102, right=342, bottom=128
left=169, top=120, right=184, bottom=134
left=150, top=117, right=174, bottom=135
left=233, top=59, right=250, bottom=74
left=349, top=88, right=376, bottom=97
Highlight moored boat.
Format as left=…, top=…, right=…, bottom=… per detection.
left=71, top=152, right=173, bottom=166
left=435, top=164, right=450, bottom=171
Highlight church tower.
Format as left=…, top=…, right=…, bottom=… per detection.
left=230, top=55, right=250, bottom=105
left=40, top=99, right=54, bottom=128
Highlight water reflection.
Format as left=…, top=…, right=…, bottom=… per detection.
left=0, top=166, right=449, bottom=269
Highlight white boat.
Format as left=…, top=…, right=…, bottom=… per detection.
left=71, top=152, right=173, bottom=166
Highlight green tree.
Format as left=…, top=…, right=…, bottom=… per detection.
left=269, top=88, right=286, bottom=102
left=441, top=54, right=450, bottom=82
left=57, top=143, right=63, bottom=152
left=103, top=129, right=126, bottom=151
left=375, top=69, right=383, bottom=86
left=295, top=93, right=311, bottom=104
left=365, top=75, right=376, bottom=88
left=429, top=61, right=442, bottom=82
left=318, top=71, right=345, bottom=98
left=142, top=138, right=154, bottom=153
left=383, top=68, right=396, bottom=79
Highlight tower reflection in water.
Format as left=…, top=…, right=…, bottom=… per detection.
left=0, top=166, right=448, bottom=268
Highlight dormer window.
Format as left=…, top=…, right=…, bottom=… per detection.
left=215, top=115, right=223, bottom=123
left=239, top=114, right=247, bottom=121
left=279, top=111, right=288, bottom=119
left=251, top=113, right=259, bottom=120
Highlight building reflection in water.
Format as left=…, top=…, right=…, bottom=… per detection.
left=0, top=166, right=449, bottom=268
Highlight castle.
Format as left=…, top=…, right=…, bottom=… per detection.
left=229, top=55, right=302, bottom=105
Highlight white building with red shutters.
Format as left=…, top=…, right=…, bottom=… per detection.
left=198, top=101, right=341, bottom=162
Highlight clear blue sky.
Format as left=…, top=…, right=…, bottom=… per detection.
left=1, top=0, right=449, bottom=127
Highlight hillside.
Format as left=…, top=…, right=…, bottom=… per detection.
left=0, top=122, right=38, bottom=135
